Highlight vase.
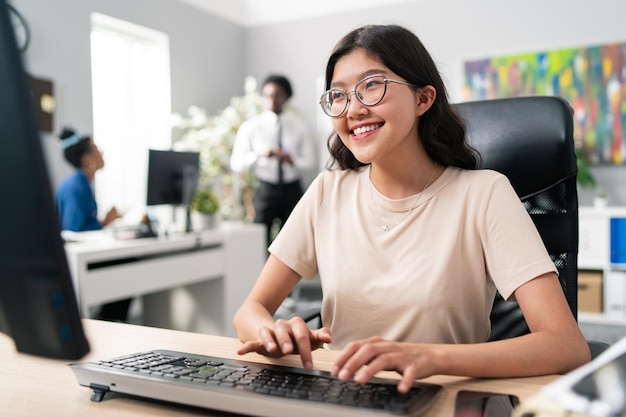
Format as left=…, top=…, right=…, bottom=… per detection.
left=192, top=212, right=216, bottom=230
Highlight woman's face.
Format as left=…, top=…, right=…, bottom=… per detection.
left=329, top=48, right=431, bottom=165
left=83, top=140, right=105, bottom=171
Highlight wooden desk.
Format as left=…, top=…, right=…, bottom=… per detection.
left=1, top=320, right=558, bottom=417
left=64, top=223, right=265, bottom=336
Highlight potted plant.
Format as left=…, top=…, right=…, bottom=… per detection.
left=171, top=77, right=263, bottom=222
left=191, top=189, right=220, bottom=230
left=576, top=147, right=596, bottom=189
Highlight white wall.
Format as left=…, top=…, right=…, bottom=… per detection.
left=11, top=0, right=245, bottom=189
left=11, top=0, right=626, bottom=205
left=244, top=0, right=626, bottom=205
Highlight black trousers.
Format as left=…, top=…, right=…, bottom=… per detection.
left=253, top=180, right=303, bottom=247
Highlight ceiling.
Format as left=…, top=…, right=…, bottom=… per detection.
left=176, top=0, right=414, bottom=27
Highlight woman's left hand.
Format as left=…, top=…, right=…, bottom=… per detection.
left=330, top=337, right=436, bottom=393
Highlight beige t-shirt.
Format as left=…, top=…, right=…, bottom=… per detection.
left=269, top=166, right=556, bottom=349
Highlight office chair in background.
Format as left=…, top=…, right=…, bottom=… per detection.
left=296, top=96, right=608, bottom=358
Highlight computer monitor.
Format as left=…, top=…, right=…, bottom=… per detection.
left=0, top=0, right=89, bottom=359
left=146, top=149, right=199, bottom=233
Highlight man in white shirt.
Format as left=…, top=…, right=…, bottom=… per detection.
left=230, top=75, right=315, bottom=247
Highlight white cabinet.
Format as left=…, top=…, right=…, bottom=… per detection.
left=579, top=208, right=610, bottom=269
left=64, top=222, right=266, bottom=337
left=578, top=206, right=626, bottom=323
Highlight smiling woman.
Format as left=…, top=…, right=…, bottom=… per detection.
left=233, top=24, right=590, bottom=394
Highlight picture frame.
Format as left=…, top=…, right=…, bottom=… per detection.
left=464, top=43, right=626, bottom=166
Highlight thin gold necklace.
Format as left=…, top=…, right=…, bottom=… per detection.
left=369, top=163, right=437, bottom=232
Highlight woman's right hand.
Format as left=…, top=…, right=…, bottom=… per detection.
left=236, top=316, right=332, bottom=370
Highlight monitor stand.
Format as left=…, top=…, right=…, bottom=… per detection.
left=181, top=164, right=198, bottom=234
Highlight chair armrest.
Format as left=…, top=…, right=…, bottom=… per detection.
left=588, top=340, right=610, bottom=360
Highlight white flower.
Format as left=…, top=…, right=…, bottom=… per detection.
left=171, top=77, right=263, bottom=220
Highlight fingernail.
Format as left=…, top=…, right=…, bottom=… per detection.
left=338, top=369, right=350, bottom=380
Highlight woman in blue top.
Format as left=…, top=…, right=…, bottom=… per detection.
left=56, top=127, right=120, bottom=231
left=56, top=127, right=129, bottom=321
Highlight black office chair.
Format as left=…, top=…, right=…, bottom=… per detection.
left=456, top=96, right=578, bottom=340
left=456, top=96, right=608, bottom=357
left=296, top=96, right=608, bottom=357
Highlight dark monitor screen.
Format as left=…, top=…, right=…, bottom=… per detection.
left=146, top=149, right=199, bottom=206
left=0, top=0, right=89, bottom=359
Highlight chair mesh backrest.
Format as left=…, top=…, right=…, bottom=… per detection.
left=454, top=96, right=579, bottom=341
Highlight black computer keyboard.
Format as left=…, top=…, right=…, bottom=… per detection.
left=70, top=349, right=442, bottom=417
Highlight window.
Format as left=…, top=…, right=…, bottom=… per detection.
left=90, top=13, right=171, bottom=222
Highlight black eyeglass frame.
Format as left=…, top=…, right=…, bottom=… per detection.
left=319, top=74, right=418, bottom=118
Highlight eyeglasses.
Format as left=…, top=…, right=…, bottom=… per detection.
left=319, top=74, right=417, bottom=118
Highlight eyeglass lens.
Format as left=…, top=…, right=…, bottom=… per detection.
left=321, top=75, right=388, bottom=117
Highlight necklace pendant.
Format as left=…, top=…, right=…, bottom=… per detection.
left=382, top=225, right=390, bottom=232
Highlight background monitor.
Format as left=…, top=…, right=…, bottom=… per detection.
left=0, top=0, right=89, bottom=359
left=146, top=149, right=200, bottom=232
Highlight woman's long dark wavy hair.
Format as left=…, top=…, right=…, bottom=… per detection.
left=324, top=24, right=479, bottom=170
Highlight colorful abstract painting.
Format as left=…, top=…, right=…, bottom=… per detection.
left=464, top=43, right=626, bottom=165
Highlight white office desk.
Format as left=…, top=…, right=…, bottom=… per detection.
left=64, top=222, right=266, bottom=337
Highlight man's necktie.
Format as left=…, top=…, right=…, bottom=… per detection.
left=277, top=118, right=283, bottom=184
